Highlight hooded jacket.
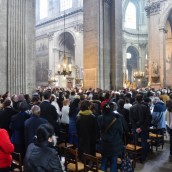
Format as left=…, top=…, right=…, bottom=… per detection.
left=0, top=129, right=14, bottom=168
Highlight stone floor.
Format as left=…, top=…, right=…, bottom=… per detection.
left=134, top=139, right=172, bottom=172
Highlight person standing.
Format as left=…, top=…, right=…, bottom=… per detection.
left=130, top=94, right=149, bottom=161
left=166, top=93, right=172, bottom=157
left=0, top=129, right=14, bottom=172
left=24, top=105, right=48, bottom=148
left=0, top=99, right=17, bottom=136
left=40, top=91, right=59, bottom=135
left=24, top=124, right=63, bottom=172
left=151, top=97, right=166, bottom=129
left=76, top=100, right=97, bottom=161
left=10, top=101, right=30, bottom=160
left=97, top=103, right=123, bottom=172
left=68, top=97, right=80, bottom=146
left=60, top=99, right=70, bottom=132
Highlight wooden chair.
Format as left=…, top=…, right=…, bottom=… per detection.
left=83, top=153, right=103, bottom=172
left=11, top=152, right=23, bottom=172
left=95, top=152, right=102, bottom=162
left=65, top=148, right=84, bottom=172
left=57, top=130, right=73, bottom=159
left=149, top=128, right=164, bottom=151
left=125, top=133, right=142, bottom=167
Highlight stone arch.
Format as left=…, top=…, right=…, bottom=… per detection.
left=126, top=45, right=139, bottom=82
left=159, top=4, right=172, bottom=29
left=57, top=31, right=75, bottom=64
left=55, top=29, right=77, bottom=48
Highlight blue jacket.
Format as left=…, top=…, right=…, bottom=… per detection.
left=24, top=115, right=48, bottom=148
left=10, top=111, right=30, bottom=144
left=152, top=101, right=166, bottom=129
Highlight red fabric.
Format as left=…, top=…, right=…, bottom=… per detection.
left=0, top=129, right=14, bottom=168
left=101, top=99, right=110, bottom=110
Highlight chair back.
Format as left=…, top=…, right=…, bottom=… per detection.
left=83, top=153, right=99, bottom=172
left=58, top=130, right=69, bottom=146
left=12, top=152, right=23, bottom=172
left=65, top=148, right=79, bottom=171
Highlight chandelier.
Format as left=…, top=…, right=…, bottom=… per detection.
left=133, top=71, right=145, bottom=80
left=57, top=54, right=72, bottom=76
left=56, top=11, right=72, bottom=77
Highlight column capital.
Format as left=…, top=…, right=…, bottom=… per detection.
left=48, top=32, right=54, bottom=41
left=145, top=1, right=161, bottom=17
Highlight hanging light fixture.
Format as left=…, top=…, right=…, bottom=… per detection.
left=57, top=11, right=72, bottom=77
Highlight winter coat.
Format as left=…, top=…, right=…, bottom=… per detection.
left=10, top=111, right=30, bottom=145
left=24, top=115, right=48, bottom=148
left=130, top=102, right=149, bottom=131
left=0, top=107, right=17, bottom=136
left=97, top=112, right=123, bottom=157
left=24, top=142, right=63, bottom=172
left=76, top=110, right=97, bottom=158
left=152, top=101, right=166, bottom=129
left=0, top=129, right=14, bottom=168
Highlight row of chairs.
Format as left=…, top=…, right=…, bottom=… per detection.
left=64, top=147, right=134, bottom=172
left=11, top=126, right=164, bottom=172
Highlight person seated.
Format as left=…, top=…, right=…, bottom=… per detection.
left=0, top=129, right=14, bottom=172
left=24, top=124, right=63, bottom=172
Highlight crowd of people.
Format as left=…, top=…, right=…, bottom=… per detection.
left=0, top=87, right=172, bottom=172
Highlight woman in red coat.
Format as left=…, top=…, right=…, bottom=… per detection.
left=0, top=129, right=14, bottom=172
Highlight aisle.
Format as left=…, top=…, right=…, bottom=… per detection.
left=135, top=139, right=172, bottom=172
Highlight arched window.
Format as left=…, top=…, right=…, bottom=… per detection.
left=60, top=0, right=72, bottom=11
left=124, top=2, right=136, bottom=29
left=40, top=0, right=48, bottom=19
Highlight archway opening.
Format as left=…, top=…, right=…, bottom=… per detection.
left=166, top=9, right=172, bottom=87
left=58, top=32, right=75, bottom=65
left=126, top=46, right=139, bottom=82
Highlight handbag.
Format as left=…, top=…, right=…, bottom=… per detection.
left=120, top=150, right=134, bottom=172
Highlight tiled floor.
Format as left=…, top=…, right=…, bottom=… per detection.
left=134, top=139, right=172, bottom=172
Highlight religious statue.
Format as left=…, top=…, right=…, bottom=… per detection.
left=151, top=62, right=160, bottom=83
left=152, top=62, right=158, bottom=75
left=145, top=64, right=149, bottom=78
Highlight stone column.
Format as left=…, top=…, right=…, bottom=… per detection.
left=7, top=0, right=35, bottom=94
left=111, top=0, right=123, bottom=90
left=83, top=0, right=123, bottom=90
left=146, top=1, right=162, bottom=88
left=0, top=1, right=8, bottom=93
left=83, top=0, right=100, bottom=89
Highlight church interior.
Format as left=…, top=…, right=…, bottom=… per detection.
left=1, top=0, right=172, bottom=172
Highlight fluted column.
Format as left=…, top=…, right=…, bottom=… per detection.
left=7, top=0, right=35, bottom=94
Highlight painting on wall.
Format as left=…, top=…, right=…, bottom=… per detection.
left=36, top=38, right=49, bottom=84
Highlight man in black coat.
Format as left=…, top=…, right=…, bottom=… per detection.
left=0, top=99, right=17, bottom=136
left=24, top=105, right=48, bottom=148
left=40, top=91, right=59, bottom=134
left=130, top=94, right=149, bottom=161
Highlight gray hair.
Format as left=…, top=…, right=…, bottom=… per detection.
left=152, top=97, right=160, bottom=104
left=31, top=105, right=40, bottom=116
